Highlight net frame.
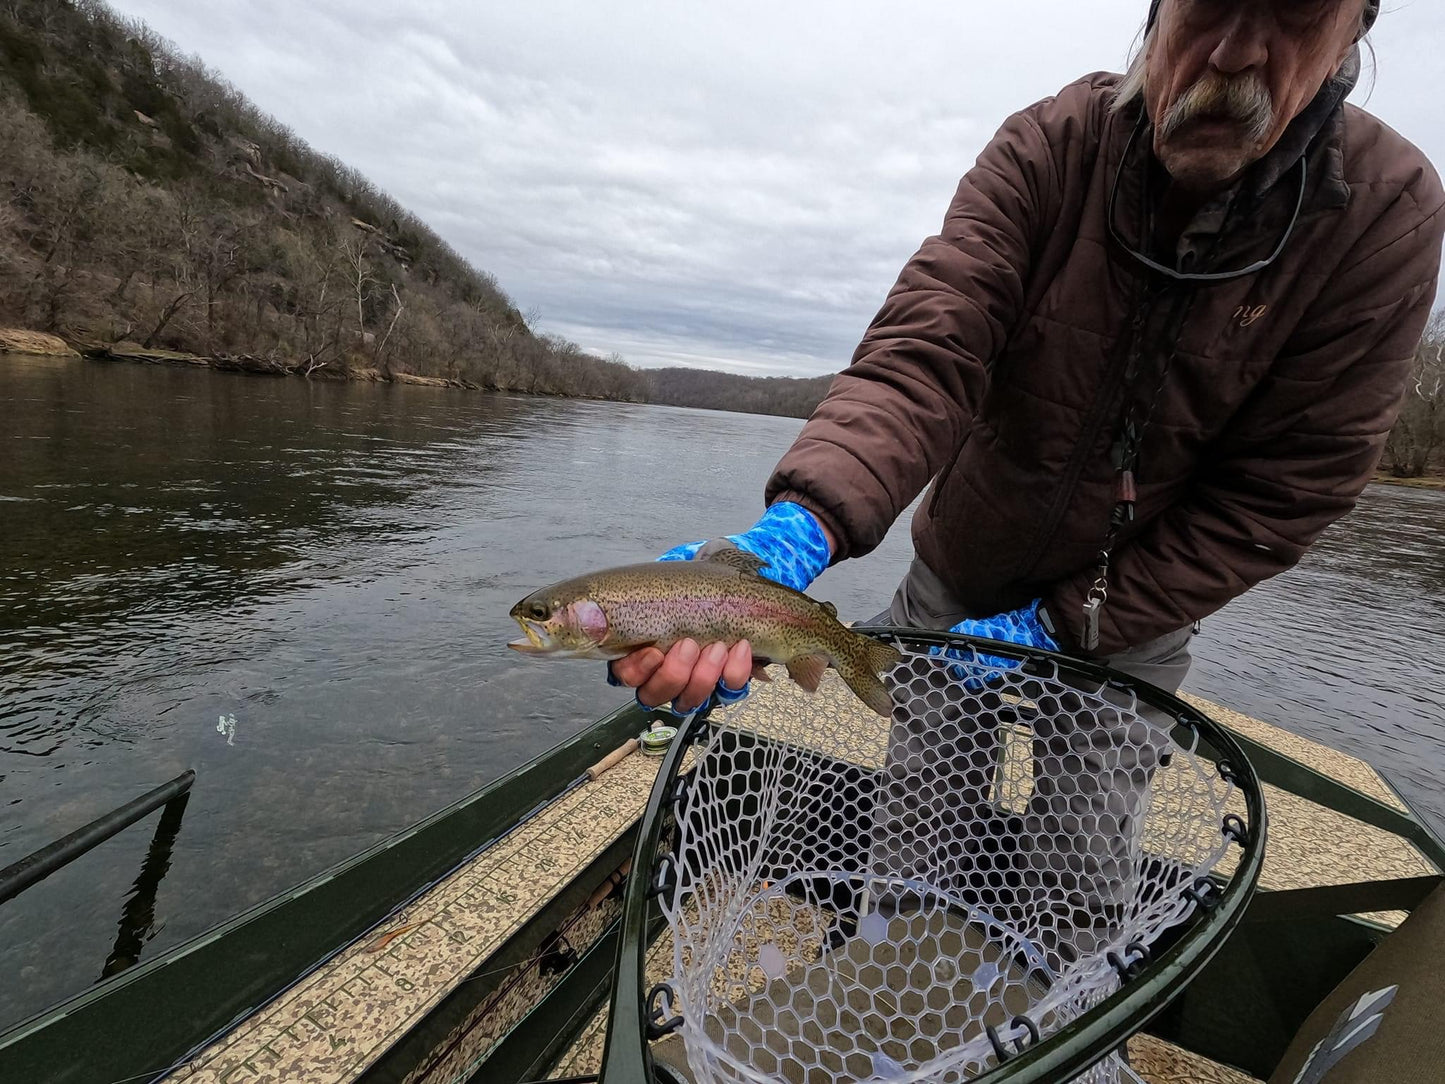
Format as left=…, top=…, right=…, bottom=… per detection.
left=597, top=628, right=1267, bottom=1084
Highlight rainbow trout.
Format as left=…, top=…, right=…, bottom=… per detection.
left=508, top=549, right=903, bottom=717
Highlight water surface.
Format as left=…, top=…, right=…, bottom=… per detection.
left=1, top=352, right=1441, bottom=1029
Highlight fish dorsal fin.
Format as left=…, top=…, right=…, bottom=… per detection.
left=704, top=547, right=768, bottom=576
left=820, top=600, right=838, bottom=619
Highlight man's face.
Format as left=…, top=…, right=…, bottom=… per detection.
left=1144, top=0, right=1365, bottom=192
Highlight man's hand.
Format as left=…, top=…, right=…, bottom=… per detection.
left=608, top=502, right=834, bottom=714
left=656, top=501, right=834, bottom=592
left=935, top=599, right=1061, bottom=689
left=611, top=639, right=755, bottom=713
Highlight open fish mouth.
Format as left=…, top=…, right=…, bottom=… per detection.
left=507, top=618, right=555, bottom=653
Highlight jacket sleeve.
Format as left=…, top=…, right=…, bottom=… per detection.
left=765, top=86, right=1080, bottom=559
left=1048, top=184, right=1445, bottom=655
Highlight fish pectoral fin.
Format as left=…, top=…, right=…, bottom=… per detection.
left=750, top=661, right=773, bottom=683
left=784, top=653, right=829, bottom=693
left=701, top=547, right=769, bottom=576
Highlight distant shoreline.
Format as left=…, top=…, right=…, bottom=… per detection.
left=0, top=334, right=816, bottom=417
left=1373, top=473, right=1445, bottom=491
left=0, top=332, right=483, bottom=389
left=5, top=337, right=1444, bottom=487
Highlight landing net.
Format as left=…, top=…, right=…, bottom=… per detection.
left=632, top=634, right=1263, bottom=1084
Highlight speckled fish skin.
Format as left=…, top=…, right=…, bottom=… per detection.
left=508, top=551, right=903, bottom=716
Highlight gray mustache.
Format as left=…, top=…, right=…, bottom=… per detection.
left=1159, top=73, right=1274, bottom=144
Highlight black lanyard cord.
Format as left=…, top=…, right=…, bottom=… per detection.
left=1106, top=113, right=1308, bottom=285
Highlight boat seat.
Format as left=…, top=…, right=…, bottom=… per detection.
left=1268, top=880, right=1445, bottom=1083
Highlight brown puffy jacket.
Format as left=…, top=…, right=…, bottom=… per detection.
left=768, top=70, right=1444, bottom=655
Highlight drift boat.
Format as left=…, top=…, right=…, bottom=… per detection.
left=2, top=630, right=1442, bottom=1084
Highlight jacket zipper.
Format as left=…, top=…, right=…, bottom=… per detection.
left=1014, top=279, right=1165, bottom=581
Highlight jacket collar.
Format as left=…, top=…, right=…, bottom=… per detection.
left=1241, top=46, right=1357, bottom=208
left=1119, top=47, right=1358, bottom=272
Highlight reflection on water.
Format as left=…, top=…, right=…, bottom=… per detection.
left=1186, top=482, right=1445, bottom=823
left=1, top=352, right=1443, bottom=1029
left=100, top=787, right=192, bottom=980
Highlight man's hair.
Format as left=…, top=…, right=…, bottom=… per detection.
left=1110, top=28, right=1153, bottom=114
left=1109, top=2, right=1376, bottom=117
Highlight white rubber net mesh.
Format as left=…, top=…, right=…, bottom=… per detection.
left=655, top=645, right=1238, bottom=1084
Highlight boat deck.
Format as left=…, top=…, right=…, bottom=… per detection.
left=164, top=748, right=675, bottom=1084
left=165, top=675, right=1433, bottom=1084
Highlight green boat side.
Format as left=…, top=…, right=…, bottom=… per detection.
left=0, top=700, right=650, bottom=1084
left=2, top=672, right=1441, bottom=1084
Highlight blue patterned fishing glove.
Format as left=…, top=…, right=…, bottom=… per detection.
left=613, top=502, right=833, bottom=714
left=933, top=600, right=1059, bottom=689
left=656, top=501, right=831, bottom=593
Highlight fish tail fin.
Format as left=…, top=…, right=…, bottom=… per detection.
left=835, top=633, right=904, bottom=718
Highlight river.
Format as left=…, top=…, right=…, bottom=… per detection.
left=1, top=352, right=1442, bottom=1030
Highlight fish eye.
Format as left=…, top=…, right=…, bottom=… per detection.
left=528, top=601, right=549, bottom=621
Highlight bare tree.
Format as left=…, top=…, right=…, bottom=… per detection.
left=1385, top=314, right=1445, bottom=478
left=103, top=182, right=167, bottom=306
left=340, top=234, right=374, bottom=346
left=285, top=225, right=346, bottom=375
left=141, top=287, right=195, bottom=348
left=190, top=215, right=247, bottom=349
left=373, top=282, right=404, bottom=376
left=25, top=160, right=109, bottom=331
left=136, top=190, right=203, bottom=348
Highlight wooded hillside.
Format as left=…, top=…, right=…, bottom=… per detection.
left=0, top=0, right=835, bottom=417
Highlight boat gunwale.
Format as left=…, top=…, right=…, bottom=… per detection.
left=0, top=699, right=650, bottom=1084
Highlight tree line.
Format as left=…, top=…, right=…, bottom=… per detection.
left=1383, top=313, right=1445, bottom=479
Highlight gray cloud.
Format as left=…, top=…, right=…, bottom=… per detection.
left=113, top=0, right=1445, bottom=375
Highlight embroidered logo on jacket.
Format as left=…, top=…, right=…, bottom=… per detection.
left=1234, top=304, right=1269, bottom=328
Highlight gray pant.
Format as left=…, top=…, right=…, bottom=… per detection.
left=869, top=557, right=1194, bottom=694
left=867, top=559, right=1192, bottom=969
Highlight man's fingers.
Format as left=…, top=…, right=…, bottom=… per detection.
left=638, top=639, right=701, bottom=708
left=610, top=647, right=666, bottom=688
left=721, top=640, right=753, bottom=691
left=675, top=642, right=728, bottom=712
left=628, top=640, right=750, bottom=712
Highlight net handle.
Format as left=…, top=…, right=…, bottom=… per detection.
left=597, top=705, right=707, bottom=1084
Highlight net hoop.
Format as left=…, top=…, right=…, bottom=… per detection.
left=599, top=628, right=1267, bottom=1084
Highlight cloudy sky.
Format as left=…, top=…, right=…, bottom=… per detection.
left=111, top=0, right=1444, bottom=376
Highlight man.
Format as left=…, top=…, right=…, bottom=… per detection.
left=612, top=0, right=1443, bottom=715
left=609, top=0, right=1443, bottom=976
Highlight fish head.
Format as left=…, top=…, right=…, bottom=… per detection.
left=508, top=587, right=612, bottom=658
